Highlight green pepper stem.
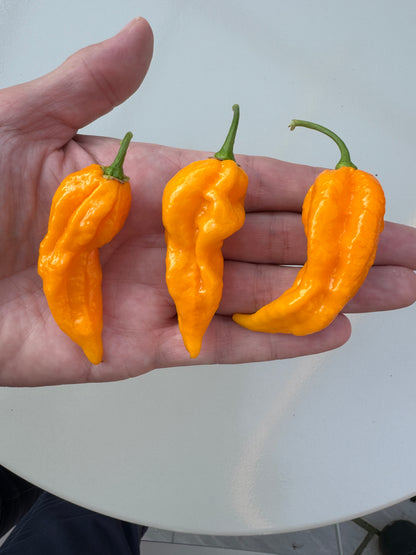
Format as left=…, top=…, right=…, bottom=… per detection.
left=214, top=105, right=240, bottom=162
left=102, top=131, right=133, bottom=182
left=289, top=119, right=357, bottom=169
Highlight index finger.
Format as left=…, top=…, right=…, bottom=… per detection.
left=164, top=147, right=321, bottom=213
left=236, top=154, right=321, bottom=213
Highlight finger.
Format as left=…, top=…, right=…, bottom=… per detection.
left=375, top=221, right=416, bottom=268
left=1, top=18, right=153, bottom=143
left=123, top=144, right=320, bottom=212
left=344, top=265, right=416, bottom=312
left=224, top=217, right=416, bottom=268
left=221, top=262, right=296, bottom=314
left=219, top=261, right=416, bottom=315
left=73, top=139, right=321, bottom=217
left=223, top=212, right=306, bottom=265
left=159, top=312, right=352, bottom=367
left=237, top=154, right=321, bottom=212
left=146, top=138, right=322, bottom=213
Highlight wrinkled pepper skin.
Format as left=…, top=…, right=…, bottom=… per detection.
left=38, top=133, right=133, bottom=364
left=163, top=158, right=247, bottom=357
left=233, top=121, right=385, bottom=336
left=163, top=106, right=248, bottom=358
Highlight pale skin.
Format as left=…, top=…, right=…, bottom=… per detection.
left=0, top=18, right=415, bottom=386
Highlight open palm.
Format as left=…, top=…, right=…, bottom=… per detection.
left=1, top=18, right=415, bottom=386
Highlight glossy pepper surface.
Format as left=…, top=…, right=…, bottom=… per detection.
left=38, top=133, right=133, bottom=364
left=233, top=120, right=385, bottom=335
left=163, top=105, right=248, bottom=358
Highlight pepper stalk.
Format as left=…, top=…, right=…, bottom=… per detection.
left=289, top=120, right=357, bottom=170
left=102, top=131, right=133, bottom=182
left=214, top=104, right=240, bottom=162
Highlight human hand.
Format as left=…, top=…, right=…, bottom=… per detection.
left=1, top=18, right=415, bottom=386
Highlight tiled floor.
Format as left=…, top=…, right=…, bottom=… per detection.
left=1, top=497, right=415, bottom=553
left=141, top=498, right=416, bottom=555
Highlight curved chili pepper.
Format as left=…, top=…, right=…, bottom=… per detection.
left=163, top=105, right=248, bottom=358
left=233, top=120, right=385, bottom=336
left=38, top=133, right=133, bottom=364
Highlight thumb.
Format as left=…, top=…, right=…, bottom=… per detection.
left=1, top=18, right=153, bottom=143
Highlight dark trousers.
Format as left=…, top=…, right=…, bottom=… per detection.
left=0, top=491, right=146, bottom=554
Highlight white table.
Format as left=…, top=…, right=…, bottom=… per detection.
left=0, top=0, right=415, bottom=536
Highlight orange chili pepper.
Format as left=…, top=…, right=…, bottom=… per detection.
left=163, top=105, right=248, bottom=358
left=233, top=120, right=385, bottom=335
left=38, top=133, right=133, bottom=364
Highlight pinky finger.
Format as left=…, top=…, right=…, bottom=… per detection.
left=163, top=313, right=352, bottom=367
